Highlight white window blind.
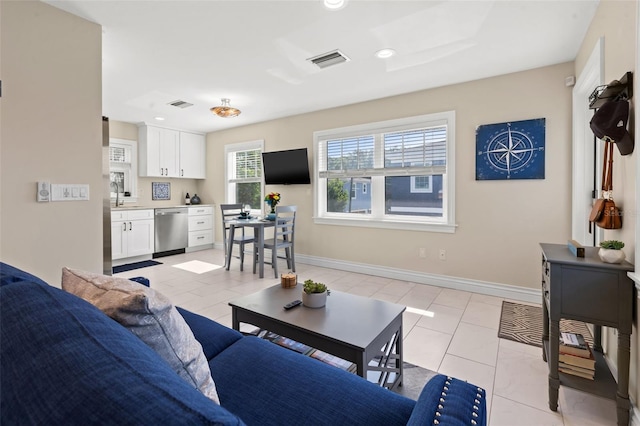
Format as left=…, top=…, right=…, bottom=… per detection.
left=109, top=145, right=130, bottom=163
left=230, top=149, right=262, bottom=182
left=383, top=126, right=446, bottom=175
left=318, top=125, right=447, bottom=178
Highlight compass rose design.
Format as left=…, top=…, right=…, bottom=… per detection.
left=476, top=118, right=545, bottom=180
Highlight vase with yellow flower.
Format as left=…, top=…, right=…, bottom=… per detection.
left=264, top=192, right=281, bottom=219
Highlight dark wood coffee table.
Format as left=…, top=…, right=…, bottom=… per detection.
left=229, top=285, right=406, bottom=389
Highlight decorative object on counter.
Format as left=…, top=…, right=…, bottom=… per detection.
left=301, top=279, right=329, bottom=308
left=264, top=192, right=280, bottom=215
left=190, top=194, right=201, bottom=205
left=598, top=240, right=625, bottom=264
left=281, top=273, right=297, bottom=289
left=567, top=239, right=585, bottom=258
left=210, top=98, right=241, bottom=118
left=185, top=193, right=191, bottom=205
left=151, top=182, right=170, bottom=200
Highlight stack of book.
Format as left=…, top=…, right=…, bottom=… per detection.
left=558, top=332, right=595, bottom=380
left=258, top=330, right=357, bottom=373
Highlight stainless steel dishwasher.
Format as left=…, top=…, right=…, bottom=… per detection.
left=154, top=207, right=188, bottom=255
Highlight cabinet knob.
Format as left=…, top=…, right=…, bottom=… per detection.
left=129, top=222, right=132, bottom=231
left=123, top=222, right=127, bottom=231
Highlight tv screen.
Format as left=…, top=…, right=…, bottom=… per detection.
left=262, top=148, right=311, bottom=185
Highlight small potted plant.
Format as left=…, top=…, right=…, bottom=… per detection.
left=598, top=240, right=625, bottom=264
left=302, top=279, right=329, bottom=308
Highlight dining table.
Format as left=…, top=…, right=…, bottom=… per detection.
left=224, top=217, right=275, bottom=278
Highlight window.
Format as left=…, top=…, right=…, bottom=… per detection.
left=109, top=138, right=138, bottom=203
left=314, top=112, right=455, bottom=232
left=411, top=176, right=433, bottom=193
left=225, top=140, right=264, bottom=212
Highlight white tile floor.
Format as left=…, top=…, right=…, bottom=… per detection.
left=115, top=248, right=618, bottom=426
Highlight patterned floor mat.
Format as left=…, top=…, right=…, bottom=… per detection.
left=498, top=301, right=593, bottom=348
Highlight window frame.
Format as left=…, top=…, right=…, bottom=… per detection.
left=313, top=111, right=456, bottom=233
left=109, top=138, right=138, bottom=204
left=224, top=140, right=264, bottom=214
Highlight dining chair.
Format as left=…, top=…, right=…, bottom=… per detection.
left=255, top=205, right=297, bottom=278
left=220, top=204, right=255, bottom=271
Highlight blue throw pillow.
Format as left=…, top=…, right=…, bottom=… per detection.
left=177, top=307, right=243, bottom=360
left=1, top=278, right=244, bottom=425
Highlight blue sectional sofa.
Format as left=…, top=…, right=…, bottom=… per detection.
left=0, top=262, right=487, bottom=425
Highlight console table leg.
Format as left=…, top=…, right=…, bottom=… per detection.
left=548, top=319, right=560, bottom=411
left=616, top=332, right=631, bottom=426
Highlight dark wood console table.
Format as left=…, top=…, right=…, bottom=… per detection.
left=540, top=243, right=634, bottom=426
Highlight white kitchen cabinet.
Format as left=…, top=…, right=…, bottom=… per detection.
left=187, top=206, right=214, bottom=250
left=138, top=125, right=205, bottom=179
left=179, top=132, right=206, bottom=179
left=111, top=209, right=155, bottom=261
left=138, top=125, right=179, bottom=177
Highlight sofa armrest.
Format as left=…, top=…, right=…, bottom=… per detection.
left=407, top=374, right=487, bottom=426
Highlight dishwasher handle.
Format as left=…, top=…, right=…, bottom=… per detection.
left=155, top=208, right=187, bottom=216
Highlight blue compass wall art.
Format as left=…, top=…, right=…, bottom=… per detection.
left=476, top=118, right=545, bottom=180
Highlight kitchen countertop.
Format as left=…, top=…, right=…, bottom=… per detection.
left=111, top=204, right=213, bottom=211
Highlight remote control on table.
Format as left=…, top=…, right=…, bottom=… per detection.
left=283, top=300, right=302, bottom=310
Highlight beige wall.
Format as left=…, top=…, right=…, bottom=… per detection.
left=109, top=121, right=203, bottom=207
left=0, top=0, right=103, bottom=286
left=204, top=62, right=574, bottom=291
left=574, top=0, right=639, bottom=411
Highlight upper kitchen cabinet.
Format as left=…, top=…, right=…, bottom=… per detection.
left=138, top=125, right=206, bottom=179
left=179, top=131, right=206, bottom=179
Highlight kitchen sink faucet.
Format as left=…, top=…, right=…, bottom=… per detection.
left=110, top=181, right=122, bottom=207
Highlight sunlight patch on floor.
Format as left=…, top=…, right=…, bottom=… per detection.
left=406, top=306, right=435, bottom=317
left=172, top=260, right=222, bottom=274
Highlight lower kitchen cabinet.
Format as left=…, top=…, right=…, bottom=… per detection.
left=188, top=205, right=214, bottom=250
left=112, top=209, right=155, bottom=261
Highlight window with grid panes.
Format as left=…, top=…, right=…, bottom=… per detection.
left=314, top=112, right=455, bottom=232
left=109, top=138, right=138, bottom=203
left=225, top=140, right=264, bottom=211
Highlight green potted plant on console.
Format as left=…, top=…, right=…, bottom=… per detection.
left=302, top=279, right=329, bottom=308
left=598, top=240, right=625, bottom=264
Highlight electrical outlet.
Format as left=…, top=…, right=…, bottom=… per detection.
left=439, top=249, right=446, bottom=261
left=419, top=248, right=427, bottom=258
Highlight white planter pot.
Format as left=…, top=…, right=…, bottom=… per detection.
left=302, top=291, right=327, bottom=308
left=598, top=248, right=625, bottom=264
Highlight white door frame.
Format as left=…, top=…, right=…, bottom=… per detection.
left=571, top=37, right=604, bottom=247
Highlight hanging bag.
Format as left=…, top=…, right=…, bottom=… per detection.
left=589, top=141, right=622, bottom=230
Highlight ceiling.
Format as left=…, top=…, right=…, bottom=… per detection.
left=46, top=0, right=599, bottom=134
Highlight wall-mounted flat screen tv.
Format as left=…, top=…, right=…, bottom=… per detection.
left=262, top=148, right=311, bottom=185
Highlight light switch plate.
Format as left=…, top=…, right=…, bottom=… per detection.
left=37, top=181, right=50, bottom=202
left=50, top=184, right=90, bottom=201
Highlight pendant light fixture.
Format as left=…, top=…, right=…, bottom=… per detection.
left=210, top=98, right=241, bottom=118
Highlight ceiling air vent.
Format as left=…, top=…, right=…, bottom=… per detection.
left=308, top=49, right=350, bottom=69
left=168, top=100, right=194, bottom=109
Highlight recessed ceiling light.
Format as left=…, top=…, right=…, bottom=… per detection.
left=375, top=48, right=396, bottom=59
left=324, top=0, right=345, bottom=10
left=154, top=116, right=165, bottom=121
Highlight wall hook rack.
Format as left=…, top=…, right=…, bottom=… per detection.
left=589, top=71, right=633, bottom=109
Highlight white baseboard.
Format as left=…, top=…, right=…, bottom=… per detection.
left=294, top=253, right=541, bottom=304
